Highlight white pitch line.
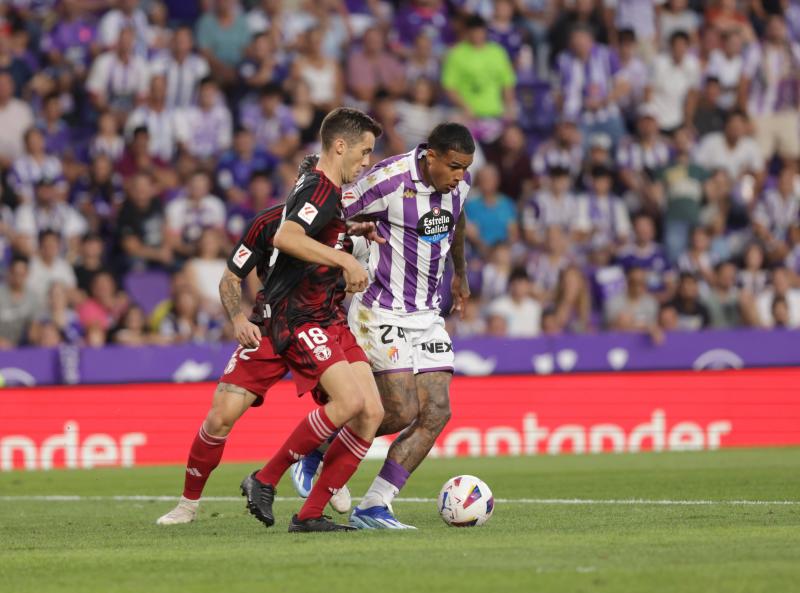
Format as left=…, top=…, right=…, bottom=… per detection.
left=0, top=495, right=798, bottom=506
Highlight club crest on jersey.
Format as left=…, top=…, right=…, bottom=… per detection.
left=387, top=346, right=400, bottom=363
left=313, top=344, right=332, bottom=361
left=417, top=207, right=454, bottom=244
left=403, top=187, right=416, bottom=199
left=298, top=203, right=319, bottom=225
left=232, top=245, right=252, bottom=268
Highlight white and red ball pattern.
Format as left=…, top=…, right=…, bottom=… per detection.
left=437, top=475, right=494, bottom=527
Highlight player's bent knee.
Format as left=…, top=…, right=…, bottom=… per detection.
left=204, top=408, right=235, bottom=437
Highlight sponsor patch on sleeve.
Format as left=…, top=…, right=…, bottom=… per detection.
left=232, top=245, right=252, bottom=268
left=298, top=203, right=319, bottom=225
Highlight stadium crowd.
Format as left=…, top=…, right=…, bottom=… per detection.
left=1, top=0, right=799, bottom=350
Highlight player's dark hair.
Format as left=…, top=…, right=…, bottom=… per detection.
left=427, top=123, right=475, bottom=155
left=298, top=154, right=319, bottom=176
left=319, top=108, right=382, bottom=151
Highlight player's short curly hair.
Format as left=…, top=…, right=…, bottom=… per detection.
left=427, top=122, right=475, bottom=155
left=319, top=107, right=382, bottom=151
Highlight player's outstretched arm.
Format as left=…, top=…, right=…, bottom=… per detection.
left=273, top=221, right=369, bottom=293
left=219, top=267, right=261, bottom=348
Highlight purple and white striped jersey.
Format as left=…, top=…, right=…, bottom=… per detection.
left=557, top=44, right=622, bottom=123
left=342, top=146, right=471, bottom=315
left=743, top=41, right=800, bottom=115
left=616, top=137, right=671, bottom=173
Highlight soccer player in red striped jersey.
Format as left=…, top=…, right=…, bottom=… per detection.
left=239, top=107, right=386, bottom=533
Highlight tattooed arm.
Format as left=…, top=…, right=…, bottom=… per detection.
left=450, top=211, right=470, bottom=318
left=219, top=267, right=261, bottom=348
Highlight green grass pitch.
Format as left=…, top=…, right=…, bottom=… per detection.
left=2, top=448, right=799, bottom=593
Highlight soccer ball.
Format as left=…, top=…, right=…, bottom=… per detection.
left=437, top=475, right=494, bottom=527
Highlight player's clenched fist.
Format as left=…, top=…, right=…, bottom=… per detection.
left=232, top=313, right=261, bottom=348
left=342, top=255, right=369, bottom=293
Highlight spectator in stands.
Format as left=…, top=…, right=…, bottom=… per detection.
left=396, top=78, right=449, bottom=151
left=659, top=0, right=700, bottom=50
left=692, top=77, right=727, bottom=138
left=165, top=170, right=226, bottom=261
left=465, top=164, right=518, bottom=255
left=694, top=110, right=765, bottom=186
left=287, top=26, right=344, bottom=111
left=648, top=31, right=701, bottom=135
left=659, top=126, right=709, bottom=261
left=115, top=126, right=177, bottom=190
left=738, top=242, right=769, bottom=294
left=753, top=164, right=800, bottom=262
left=183, top=77, right=233, bottom=162
left=110, top=304, right=164, bottom=346
left=678, top=226, right=717, bottom=290
left=77, top=270, right=129, bottom=341
left=704, top=260, right=751, bottom=328
left=616, top=103, right=670, bottom=214
left=0, top=24, right=32, bottom=94
left=29, top=281, right=81, bottom=347
left=90, top=110, right=125, bottom=164
left=237, top=31, right=284, bottom=102
left=240, top=83, right=299, bottom=159
left=115, top=172, right=172, bottom=272
left=195, top=0, right=251, bottom=84
left=158, top=285, right=220, bottom=344
left=706, top=31, right=744, bottom=111
left=526, top=224, right=574, bottom=306
left=404, top=32, right=440, bottom=85
left=574, top=164, right=631, bottom=250
left=98, top=0, right=149, bottom=57
left=185, top=228, right=227, bottom=316
left=548, top=0, right=608, bottom=67
left=669, top=272, right=711, bottom=330
left=484, top=124, right=534, bottom=202
left=9, top=127, right=66, bottom=204
left=617, top=213, right=674, bottom=302
left=487, top=267, right=542, bottom=337
left=150, top=26, right=210, bottom=109
left=13, top=178, right=87, bottom=260
left=740, top=14, right=800, bottom=163
left=604, top=265, right=660, bottom=335
left=555, top=24, right=625, bottom=149
left=38, top=93, right=73, bottom=157
left=86, top=27, right=150, bottom=122
left=522, top=166, right=578, bottom=247
left=393, top=0, right=452, bottom=53
left=73, top=233, right=108, bottom=297
left=125, top=74, right=189, bottom=162
left=705, top=0, right=756, bottom=42
left=0, top=256, right=37, bottom=348
left=41, top=0, right=98, bottom=76
left=450, top=295, right=487, bottom=338
left=480, top=242, right=513, bottom=301
left=785, top=224, right=800, bottom=280
left=0, top=71, right=33, bottom=169
left=442, top=15, right=517, bottom=123
left=216, top=127, right=278, bottom=205
left=616, top=29, right=648, bottom=126
left=756, top=267, right=800, bottom=328
left=72, top=154, right=125, bottom=237
left=27, top=230, right=78, bottom=306
left=531, top=116, right=583, bottom=182
left=347, top=26, right=406, bottom=102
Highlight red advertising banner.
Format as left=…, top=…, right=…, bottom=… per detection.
left=1, top=369, right=799, bottom=471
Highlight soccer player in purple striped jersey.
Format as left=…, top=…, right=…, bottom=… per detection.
left=305, top=123, right=475, bottom=529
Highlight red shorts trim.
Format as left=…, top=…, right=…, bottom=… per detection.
left=218, top=338, right=289, bottom=407
left=282, top=322, right=368, bottom=396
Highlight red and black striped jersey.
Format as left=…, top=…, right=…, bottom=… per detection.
left=263, top=169, right=348, bottom=354
left=225, top=203, right=284, bottom=325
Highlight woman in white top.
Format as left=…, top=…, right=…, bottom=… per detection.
left=288, top=26, right=343, bottom=111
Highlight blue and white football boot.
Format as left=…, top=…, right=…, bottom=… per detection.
left=290, top=450, right=322, bottom=498
left=349, top=505, right=417, bottom=530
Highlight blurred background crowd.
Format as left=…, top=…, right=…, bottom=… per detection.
left=1, top=0, right=800, bottom=351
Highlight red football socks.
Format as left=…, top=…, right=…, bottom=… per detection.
left=297, top=426, right=371, bottom=520
left=256, top=407, right=337, bottom=486
left=182, top=424, right=227, bottom=500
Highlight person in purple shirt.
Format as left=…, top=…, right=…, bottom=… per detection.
left=215, top=127, right=279, bottom=205
left=41, top=0, right=97, bottom=74
left=392, top=0, right=454, bottom=54
left=487, top=0, right=527, bottom=63
left=239, top=83, right=300, bottom=159
left=616, top=213, right=675, bottom=302
left=37, top=93, right=74, bottom=158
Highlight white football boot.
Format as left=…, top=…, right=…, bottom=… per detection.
left=329, top=484, right=352, bottom=514
left=156, top=496, right=199, bottom=525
